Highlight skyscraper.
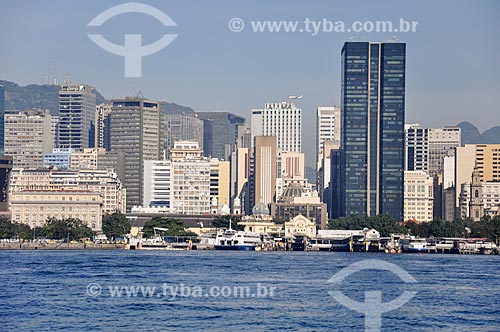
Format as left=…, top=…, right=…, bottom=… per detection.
left=0, top=84, right=5, bottom=155
left=316, top=106, right=341, bottom=170
left=196, top=112, right=246, bottom=160
left=95, top=104, right=112, bottom=151
left=110, top=97, right=162, bottom=210
left=251, top=102, right=302, bottom=153
left=164, top=113, right=204, bottom=157
left=252, top=136, right=277, bottom=208
left=333, top=41, right=406, bottom=220
left=57, top=84, right=97, bottom=149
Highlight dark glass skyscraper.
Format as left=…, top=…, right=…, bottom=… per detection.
left=333, top=42, right=406, bottom=220
left=0, top=85, right=5, bottom=155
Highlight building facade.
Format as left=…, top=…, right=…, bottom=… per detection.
left=4, top=110, right=53, bottom=169
left=10, top=190, right=102, bottom=230
left=333, top=41, right=406, bottom=220
left=196, top=112, right=246, bottom=160
left=404, top=171, right=434, bottom=222
left=95, top=103, right=112, bottom=151
left=110, top=97, right=162, bottom=210
left=164, top=113, right=204, bottom=157
left=251, top=102, right=302, bottom=153
left=57, top=84, right=97, bottom=149
left=316, top=106, right=341, bottom=171
left=252, top=136, right=277, bottom=208
left=0, top=84, right=5, bottom=154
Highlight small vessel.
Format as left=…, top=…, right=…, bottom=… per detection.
left=291, top=234, right=310, bottom=251
left=401, top=237, right=427, bottom=253
left=214, top=220, right=262, bottom=251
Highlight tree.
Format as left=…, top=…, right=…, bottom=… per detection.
left=212, top=215, right=242, bottom=230
left=0, top=218, right=33, bottom=240
left=42, top=217, right=94, bottom=240
left=102, top=213, right=131, bottom=239
left=327, top=214, right=406, bottom=237
left=142, top=217, right=197, bottom=238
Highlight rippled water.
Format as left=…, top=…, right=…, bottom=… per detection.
left=1, top=251, right=499, bottom=331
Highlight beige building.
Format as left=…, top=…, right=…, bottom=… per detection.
left=404, top=171, right=434, bottom=222
left=240, top=213, right=281, bottom=235
left=10, top=190, right=102, bottom=230
left=4, top=110, right=53, bottom=169
left=230, top=147, right=250, bottom=213
left=455, top=144, right=500, bottom=206
left=284, top=214, right=317, bottom=238
left=70, top=148, right=107, bottom=170
left=281, top=151, right=305, bottom=179
left=8, top=168, right=126, bottom=215
left=253, top=136, right=277, bottom=207
left=210, top=159, right=230, bottom=206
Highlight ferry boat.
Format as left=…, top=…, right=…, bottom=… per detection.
left=214, top=221, right=262, bottom=251
left=401, top=237, right=427, bottom=253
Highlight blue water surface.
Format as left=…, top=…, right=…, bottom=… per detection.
left=0, top=251, right=499, bottom=331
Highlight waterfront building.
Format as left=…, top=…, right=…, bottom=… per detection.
left=271, top=182, right=327, bottom=229
left=333, top=41, right=406, bottom=220
left=284, top=214, right=317, bottom=238
left=110, top=97, right=162, bottom=210
left=57, top=84, right=96, bottom=149
left=404, top=171, right=434, bottom=222
left=251, top=101, right=302, bottom=153
left=196, top=111, right=246, bottom=160
left=4, top=109, right=53, bottom=169
left=10, top=190, right=102, bottom=230
left=8, top=168, right=126, bottom=215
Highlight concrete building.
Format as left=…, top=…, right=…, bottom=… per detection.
left=405, top=124, right=461, bottom=176
left=8, top=168, right=126, bottom=215
left=4, top=109, right=53, bottom=169
left=110, top=97, right=162, bottom=210
left=459, top=167, right=500, bottom=221
left=10, top=190, right=102, bottom=230
left=95, top=103, right=112, bottom=151
left=57, top=84, right=97, bottom=149
left=50, top=115, right=59, bottom=148
left=210, top=159, right=230, bottom=206
left=404, top=171, right=434, bottom=222
left=271, top=182, right=327, bottom=229
left=316, top=106, right=341, bottom=171
left=171, top=158, right=211, bottom=215
left=252, top=136, right=277, bottom=208
left=281, top=152, right=305, bottom=179
left=230, top=147, right=250, bottom=213
left=164, top=113, right=203, bottom=157
left=251, top=102, right=302, bottom=153
left=143, top=160, right=171, bottom=208
left=196, top=112, right=246, bottom=160
left=284, top=214, right=317, bottom=238
left=455, top=144, right=500, bottom=208
left=70, top=148, right=107, bottom=170
left=333, top=42, right=406, bottom=220
left=44, top=148, right=74, bottom=169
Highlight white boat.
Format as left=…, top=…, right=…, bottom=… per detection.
left=401, top=237, right=427, bottom=253
left=214, top=220, right=262, bottom=251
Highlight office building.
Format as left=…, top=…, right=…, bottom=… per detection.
left=143, top=160, right=172, bottom=208
left=405, top=124, right=461, bottom=176
left=110, top=97, right=162, bottom=210
left=4, top=110, right=53, bottom=169
left=0, top=156, right=13, bottom=213
left=404, top=171, right=434, bottom=222
left=252, top=136, right=277, bottom=208
left=95, top=104, right=112, bottom=151
left=333, top=41, right=406, bottom=220
left=57, top=84, right=97, bottom=149
left=70, top=148, right=106, bottom=170
left=230, top=147, right=250, bottom=213
left=43, top=148, right=74, bottom=170
left=210, top=159, right=230, bottom=206
left=316, top=106, right=341, bottom=171
left=251, top=102, right=302, bottom=153
left=165, top=113, right=203, bottom=157
left=196, top=111, right=246, bottom=160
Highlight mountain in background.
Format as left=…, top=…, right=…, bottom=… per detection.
left=0, top=80, right=107, bottom=115
left=457, top=121, right=500, bottom=145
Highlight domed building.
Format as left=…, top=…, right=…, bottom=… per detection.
left=271, top=183, right=327, bottom=230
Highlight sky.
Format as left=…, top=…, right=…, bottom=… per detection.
left=1, top=0, right=499, bottom=168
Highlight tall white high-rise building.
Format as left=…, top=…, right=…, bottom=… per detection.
left=316, top=106, right=341, bottom=171
left=251, top=102, right=302, bottom=153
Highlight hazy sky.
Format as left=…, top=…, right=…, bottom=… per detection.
left=1, top=0, right=499, bottom=168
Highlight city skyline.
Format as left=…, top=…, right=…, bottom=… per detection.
left=1, top=0, right=499, bottom=169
